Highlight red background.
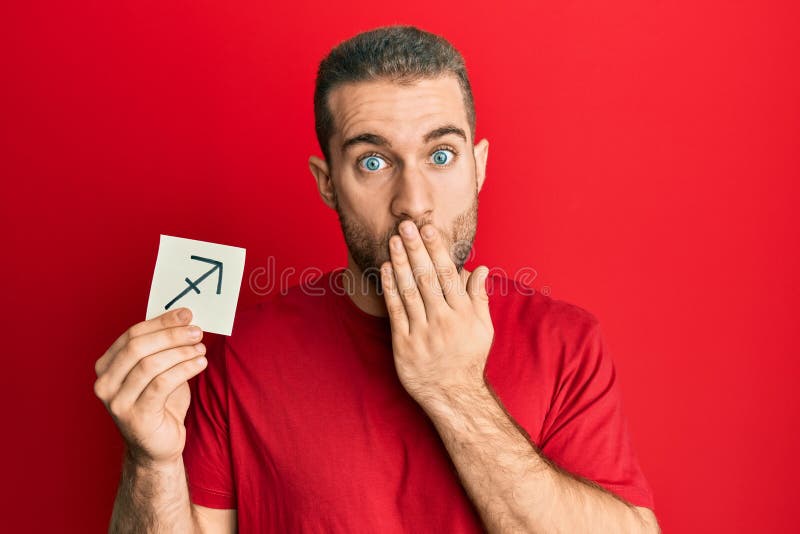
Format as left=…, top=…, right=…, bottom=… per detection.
left=2, top=1, right=798, bottom=532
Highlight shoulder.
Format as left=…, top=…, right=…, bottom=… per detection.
left=225, top=270, right=335, bottom=350
left=486, top=270, right=602, bottom=343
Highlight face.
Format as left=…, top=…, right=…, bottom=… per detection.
left=309, top=74, right=489, bottom=290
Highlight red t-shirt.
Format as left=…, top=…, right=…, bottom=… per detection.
left=183, top=269, right=654, bottom=531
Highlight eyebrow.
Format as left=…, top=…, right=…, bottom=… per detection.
left=341, top=124, right=468, bottom=155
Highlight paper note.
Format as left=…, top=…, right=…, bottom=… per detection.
left=146, top=235, right=246, bottom=336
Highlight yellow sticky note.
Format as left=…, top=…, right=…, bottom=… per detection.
left=146, top=235, right=246, bottom=336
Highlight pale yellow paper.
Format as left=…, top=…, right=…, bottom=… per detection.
left=146, top=234, right=246, bottom=336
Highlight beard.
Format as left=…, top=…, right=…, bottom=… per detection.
left=332, top=185, right=479, bottom=295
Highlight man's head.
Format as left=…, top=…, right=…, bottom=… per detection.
left=308, top=25, right=489, bottom=291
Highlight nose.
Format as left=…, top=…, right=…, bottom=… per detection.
left=390, top=164, right=434, bottom=225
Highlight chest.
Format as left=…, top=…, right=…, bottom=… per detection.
left=225, top=318, right=548, bottom=530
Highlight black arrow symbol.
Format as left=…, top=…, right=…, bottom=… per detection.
left=164, top=255, right=224, bottom=310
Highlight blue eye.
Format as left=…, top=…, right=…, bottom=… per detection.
left=431, top=149, right=454, bottom=166
left=359, top=155, right=387, bottom=172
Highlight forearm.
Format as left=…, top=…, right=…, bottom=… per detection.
left=109, top=448, right=199, bottom=534
left=421, top=382, right=655, bottom=534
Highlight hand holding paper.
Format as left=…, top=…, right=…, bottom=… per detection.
left=93, top=307, right=207, bottom=467
left=93, top=234, right=247, bottom=468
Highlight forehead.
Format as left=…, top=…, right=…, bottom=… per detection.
left=327, top=75, right=469, bottom=145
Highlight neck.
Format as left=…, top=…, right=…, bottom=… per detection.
left=343, top=255, right=389, bottom=318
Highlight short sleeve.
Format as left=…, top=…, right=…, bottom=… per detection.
left=538, top=320, right=655, bottom=510
left=182, top=334, right=237, bottom=509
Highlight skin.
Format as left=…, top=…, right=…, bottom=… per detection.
left=94, top=308, right=236, bottom=533
left=96, top=72, right=659, bottom=533
left=308, top=74, right=488, bottom=317
left=311, top=74, right=661, bottom=533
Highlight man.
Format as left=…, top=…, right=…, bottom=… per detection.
left=94, top=25, right=660, bottom=533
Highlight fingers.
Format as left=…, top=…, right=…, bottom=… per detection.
left=383, top=220, right=493, bottom=333
left=389, top=233, right=431, bottom=326
left=95, top=307, right=193, bottom=377
left=135, top=352, right=208, bottom=414
left=94, top=323, right=203, bottom=403
left=396, top=221, right=449, bottom=315
left=418, top=223, right=469, bottom=309
left=381, top=262, right=410, bottom=335
left=109, top=343, right=207, bottom=414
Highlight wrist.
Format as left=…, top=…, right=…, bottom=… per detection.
left=417, top=380, right=494, bottom=427
left=409, top=368, right=488, bottom=406
left=124, top=446, right=185, bottom=475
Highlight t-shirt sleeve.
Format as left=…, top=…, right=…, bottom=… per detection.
left=538, top=318, right=655, bottom=510
left=182, top=335, right=237, bottom=509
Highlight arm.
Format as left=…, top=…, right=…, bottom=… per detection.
left=109, top=449, right=198, bottom=533
left=109, top=448, right=237, bottom=533
left=94, top=308, right=236, bottom=534
left=420, top=382, right=659, bottom=534
left=379, top=221, right=659, bottom=534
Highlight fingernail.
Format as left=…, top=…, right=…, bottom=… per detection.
left=195, top=342, right=206, bottom=354
left=401, top=223, right=414, bottom=237
left=421, top=226, right=435, bottom=239
left=189, top=326, right=202, bottom=339
left=178, top=308, right=190, bottom=322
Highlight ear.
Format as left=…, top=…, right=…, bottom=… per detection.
left=308, top=155, right=336, bottom=210
left=473, top=138, right=489, bottom=193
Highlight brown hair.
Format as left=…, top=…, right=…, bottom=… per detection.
left=313, top=25, right=476, bottom=165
